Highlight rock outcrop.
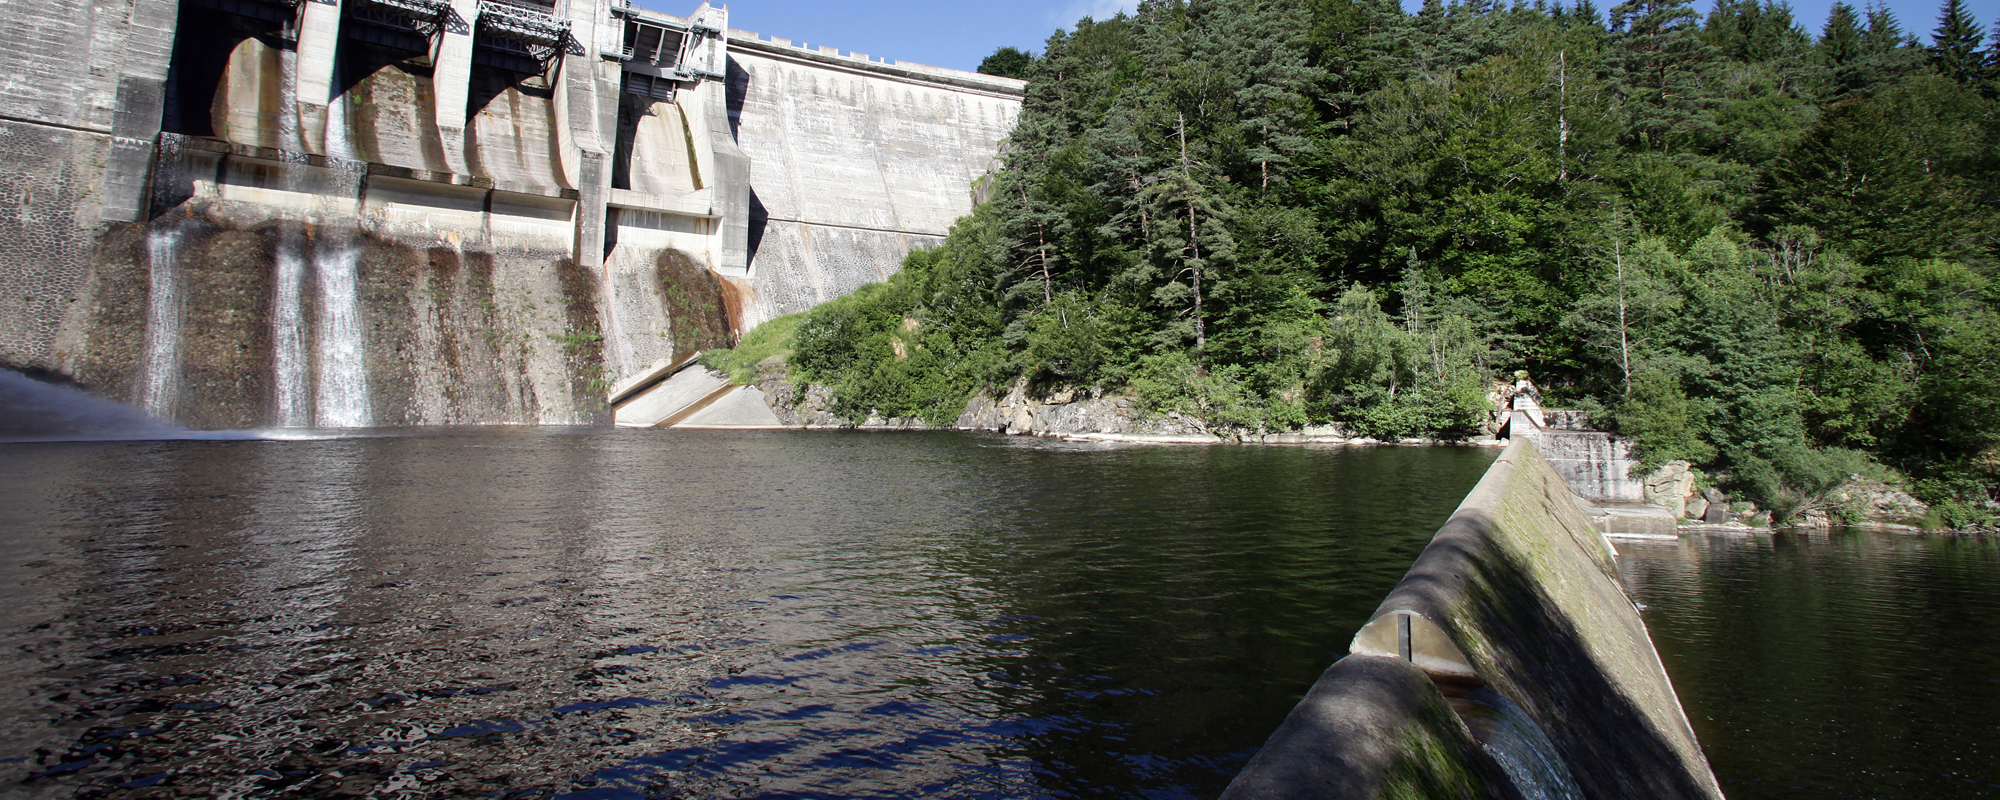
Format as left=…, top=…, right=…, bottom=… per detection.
left=748, top=367, right=1398, bottom=444
left=1816, top=477, right=1929, bottom=528
left=954, top=380, right=1218, bottom=440
left=1642, top=461, right=1700, bottom=519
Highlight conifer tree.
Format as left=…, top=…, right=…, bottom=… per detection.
left=1305, top=0, right=1416, bottom=119
left=1197, top=0, right=1325, bottom=190
left=1862, top=2, right=1906, bottom=50
left=1818, top=2, right=1867, bottom=97
left=1607, top=0, right=1717, bottom=150
left=1929, top=0, right=1986, bottom=83
left=1841, top=3, right=1925, bottom=88
left=1819, top=3, right=1862, bottom=66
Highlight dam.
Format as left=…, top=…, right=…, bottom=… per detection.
left=0, top=0, right=1021, bottom=427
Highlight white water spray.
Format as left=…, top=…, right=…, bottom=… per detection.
left=277, top=38, right=302, bottom=154
left=323, top=61, right=355, bottom=161
left=314, top=243, right=371, bottom=427
left=138, top=222, right=185, bottom=420
left=272, top=233, right=312, bottom=426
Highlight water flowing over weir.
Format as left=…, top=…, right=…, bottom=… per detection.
left=272, top=232, right=311, bottom=427
left=137, top=220, right=186, bottom=419
left=312, top=241, right=370, bottom=427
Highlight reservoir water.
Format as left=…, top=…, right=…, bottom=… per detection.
left=0, top=428, right=1495, bottom=797
left=1618, top=531, right=2000, bottom=800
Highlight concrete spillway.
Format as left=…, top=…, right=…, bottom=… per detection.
left=0, top=0, right=1021, bottom=427
left=1221, top=439, right=1723, bottom=800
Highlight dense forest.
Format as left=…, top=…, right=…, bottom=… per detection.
left=718, top=0, right=2000, bottom=525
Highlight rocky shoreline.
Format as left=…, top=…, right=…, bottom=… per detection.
left=735, top=357, right=1981, bottom=534
left=747, top=359, right=1495, bottom=447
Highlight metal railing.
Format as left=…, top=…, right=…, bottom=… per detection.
left=475, top=0, right=572, bottom=66
left=345, top=0, right=452, bottom=42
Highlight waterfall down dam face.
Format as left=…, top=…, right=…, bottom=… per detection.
left=0, top=0, right=1021, bottom=426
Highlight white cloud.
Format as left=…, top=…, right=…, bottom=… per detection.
left=1048, top=0, right=1140, bottom=30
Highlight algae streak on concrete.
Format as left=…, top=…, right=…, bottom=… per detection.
left=1223, top=439, right=1723, bottom=800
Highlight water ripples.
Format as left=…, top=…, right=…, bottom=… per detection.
left=0, top=429, right=1495, bottom=797
left=1617, top=531, right=2000, bottom=800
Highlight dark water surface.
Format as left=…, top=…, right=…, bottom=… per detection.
left=0, top=428, right=1496, bottom=798
left=1617, top=531, right=2000, bottom=800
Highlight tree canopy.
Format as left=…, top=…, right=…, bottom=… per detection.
left=755, top=0, right=2000, bottom=525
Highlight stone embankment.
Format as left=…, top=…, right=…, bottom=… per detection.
left=1220, top=439, right=1725, bottom=800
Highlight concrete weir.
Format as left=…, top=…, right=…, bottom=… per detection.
left=1222, top=439, right=1723, bottom=800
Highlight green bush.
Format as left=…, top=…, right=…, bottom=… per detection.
left=1615, top=373, right=1719, bottom=469
left=1730, top=442, right=1874, bottom=523
left=700, top=313, right=803, bottom=384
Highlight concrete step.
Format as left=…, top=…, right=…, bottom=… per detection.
left=605, top=351, right=702, bottom=407
left=612, top=366, right=732, bottom=428
left=1577, top=500, right=1680, bottom=538
left=674, top=386, right=786, bottom=429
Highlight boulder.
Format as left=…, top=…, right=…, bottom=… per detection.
left=1822, top=477, right=1929, bottom=525
left=1642, top=461, right=1697, bottom=517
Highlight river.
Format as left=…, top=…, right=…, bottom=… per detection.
left=0, top=428, right=1494, bottom=797
left=1618, top=530, right=2000, bottom=799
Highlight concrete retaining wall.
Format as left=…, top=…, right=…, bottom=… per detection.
left=726, top=37, right=1018, bottom=328
left=1222, top=439, right=1723, bottom=800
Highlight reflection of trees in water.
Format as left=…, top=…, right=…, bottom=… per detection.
left=1618, top=532, right=2000, bottom=800
left=945, top=443, right=1497, bottom=797
left=0, top=433, right=1496, bottom=797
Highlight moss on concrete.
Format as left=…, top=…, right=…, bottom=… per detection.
left=1226, top=440, right=1723, bottom=800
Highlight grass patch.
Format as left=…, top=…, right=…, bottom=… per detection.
left=700, top=313, right=804, bottom=384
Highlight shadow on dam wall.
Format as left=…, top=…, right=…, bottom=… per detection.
left=1222, top=439, right=1725, bottom=800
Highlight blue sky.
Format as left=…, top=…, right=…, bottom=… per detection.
left=639, top=0, right=1991, bottom=73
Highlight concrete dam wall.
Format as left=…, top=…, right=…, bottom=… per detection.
left=0, top=0, right=1020, bottom=426
left=1222, top=439, right=1724, bottom=800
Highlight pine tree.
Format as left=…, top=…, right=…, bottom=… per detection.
left=1861, top=2, right=1906, bottom=51
left=1574, top=0, right=1603, bottom=28
left=1197, top=0, right=1326, bottom=191
left=1819, top=3, right=1862, bottom=66
left=1818, top=3, right=1869, bottom=97
left=1991, top=19, right=2000, bottom=74
left=1831, top=3, right=1925, bottom=91
left=1704, top=1, right=1815, bottom=69
left=1607, top=0, right=1717, bottom=150
left=1929, top=0, right=1987, bottom=83
left=1306, top=0, right=1417, bottom=123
